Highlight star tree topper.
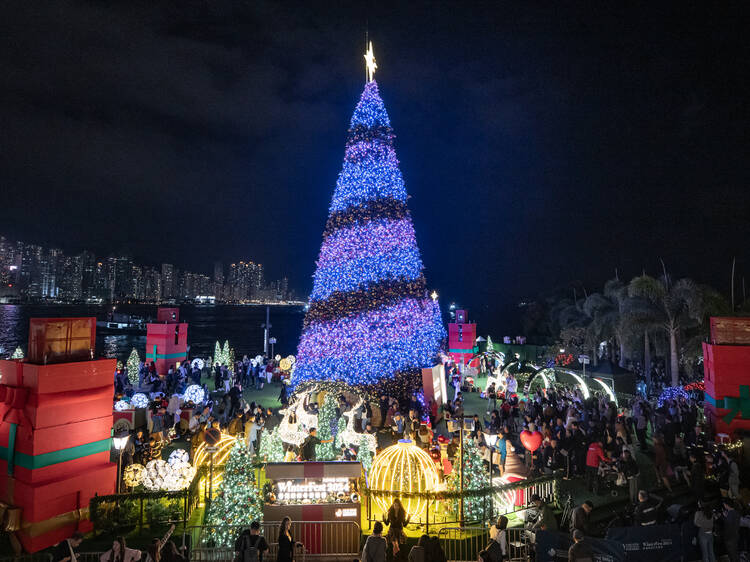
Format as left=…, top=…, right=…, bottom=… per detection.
left=364, top=41, right=377, bottom=82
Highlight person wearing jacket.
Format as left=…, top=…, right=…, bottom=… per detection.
left=585, top=440, right=609, bottom=493
left=361, top=521, right=387, bottom=562
left=100, top=537, right=142, bottom=562
left=407, top=535, right=429, bottom=562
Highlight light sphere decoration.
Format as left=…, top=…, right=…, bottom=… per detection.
left=131, top=393, right=149, bottom=409
left=184, top=384, right=205, bottom=404
left=143, top=459, right=170, bottom=491
left=191, top=358, right=205, bottom=370
left=122, top=463, right=146, bottom=487
left=369, top=439, right=440, bottom=521
left=114, top=400, right=131, bottom=411
left=279, top=357, right=292, bottom=372
left=168, top=449, right=190, bottom=467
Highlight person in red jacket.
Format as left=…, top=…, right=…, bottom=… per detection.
left=585, top=439, right=610, bottom=493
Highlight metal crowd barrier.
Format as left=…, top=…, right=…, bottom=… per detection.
left=438, top=526, right=529, bottom=562
left=184, top=520, right=360, bottom=559
left=0, top=555, right=52, bottom=562
left=190, top=543, right=304, bottom=562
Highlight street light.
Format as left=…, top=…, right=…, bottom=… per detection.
left=113, top=433, right=130, bottom=494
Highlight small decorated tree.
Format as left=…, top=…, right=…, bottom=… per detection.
left=357, top=434, right=373, bottom=474
left=334, top=415, right=347, bottom=448
left=206, top=439, right=262, bottom=546
left=222, top=340, right=230, bottom=366
left=214, top=341, right=222, bottom=366
left=126, top=348, right=140, bottom=385
left=11, top=347, right=24, bottom=360
left=486, top=335, right=494, bottom=354
left=259, top=426, right=285, bottom=462
left=315, top=393, right=337, bottom=461
left=446, top=437, right=490, bottom=523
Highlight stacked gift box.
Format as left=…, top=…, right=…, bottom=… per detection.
left=0, top=318, right=116, bottom=552
left=703, top=317, right=750, bottom=437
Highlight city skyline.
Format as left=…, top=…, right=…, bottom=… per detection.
left=0, top=234, right=296, bottom=305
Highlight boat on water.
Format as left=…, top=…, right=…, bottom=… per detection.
left=96, top=312, right=148, bottom=334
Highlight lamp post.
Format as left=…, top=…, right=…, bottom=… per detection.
left=112, top=433, right=130, bottom=494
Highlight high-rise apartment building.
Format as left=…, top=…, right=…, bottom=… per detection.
left=161, top=263, right=174, bottom=300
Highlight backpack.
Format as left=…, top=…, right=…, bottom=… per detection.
left=234, top=533, right=259, bottom=562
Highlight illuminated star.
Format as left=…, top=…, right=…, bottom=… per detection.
left=364, top=41, right=377, bottom=82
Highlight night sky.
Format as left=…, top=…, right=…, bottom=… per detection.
left=2, top=3, right=748, bottom=333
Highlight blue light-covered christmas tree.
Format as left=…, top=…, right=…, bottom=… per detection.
left=292, top=60, right=445, bottom=399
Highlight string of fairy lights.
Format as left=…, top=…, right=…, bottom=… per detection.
left=291, top=80, right=445, bottom=398
left=304, top=277, right=427, bottom=325
left=324, top=197, right=409, bottom=234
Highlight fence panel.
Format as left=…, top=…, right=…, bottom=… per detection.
left=438, top=527, right=528, bottom=562
left=184, top=521, right=359, bottom=558
left=0, top=554, right=52, bottom=562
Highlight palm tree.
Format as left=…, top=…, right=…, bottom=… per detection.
left=626, top=274, right=704, bottom=386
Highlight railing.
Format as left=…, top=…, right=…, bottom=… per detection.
left=190, top=543, right=305, bottom=562
left=438, top=527, right=529, bottom=562
left=0, top=555, right=52, bottom=562
left=76, top=554, right=105, bottom=562
left=89, top=489, right=193, bottom=533
left=364, top=473, right=560, bottom=532
left=183, top=521, right=360, bottom=559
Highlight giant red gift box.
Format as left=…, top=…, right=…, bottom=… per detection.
left=0, top=341, right=117, bottom=552
left=145, top=323, right=188, bottom=375
left=703, top=324, right=750, bottom=437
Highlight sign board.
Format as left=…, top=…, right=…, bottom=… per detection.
left=269, top=337, right=277, bottom=344
left=578, top=354, right=590, bottom=365
left=204, top=427, right=221, bottom=446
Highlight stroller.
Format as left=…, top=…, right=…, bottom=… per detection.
left=597, top=461, right=622, bottom=496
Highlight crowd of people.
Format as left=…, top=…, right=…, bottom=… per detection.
left=98, top=352, right=748, bottom=562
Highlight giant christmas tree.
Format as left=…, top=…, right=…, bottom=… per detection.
left=292, top=58, right=445, bottom=399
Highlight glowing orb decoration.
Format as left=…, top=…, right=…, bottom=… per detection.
left=122, top=464, right=146, bottom=487
left=191, top=358, right=205, bottom=370
left=184, top=384, right=205, bottom=404
left=369, top=439, right=440, bottom=521
left=114, top=400, right=131, bottom=411
left=168, top=449, right=190, bottom=467
left=143, top=459, right=170, bottom=490
left=275, top=354, right=281, bottom=362
left=131, top=393, right=149, bottom=409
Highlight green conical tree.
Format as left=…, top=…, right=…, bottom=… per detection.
left=126, top=348, right=140, bottom=385
left=446, top=438, right=490, bottom=523
left=315, top=393, right=337, bottom=461
left=259, top=426, right=284, bottom=462
left=206, top=439, right=263, bottom=546
left=357, top=434, right=373, bottom=474
left=214, top=341, right=222, bottom=367
left=222, top=341, right=231, bottom=366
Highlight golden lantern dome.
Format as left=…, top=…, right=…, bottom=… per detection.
left=369, top=439, right=440, bottom=521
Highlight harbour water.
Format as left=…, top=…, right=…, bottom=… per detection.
left=0, top=304, right=305, bottom=362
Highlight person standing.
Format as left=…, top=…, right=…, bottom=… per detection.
left=277, top=517, right=301, bottom=562
left=384, top=498, right=410, bottom=557
left=99, top=537, right=141, bottom=562
left=407, top=535, right=429, bottom=562
left=568, top=530, right=593, bottom=562
left=487, top=516, right=508, bottom=561
left=722, top=498, right=740, bottom=562
left=234, top=521, right=268, bottom=562
left=361, top=521, right=387, bottom=562
left=300, top=428, right=332, bottom=462
left=52, top=532, right=84, bottom=562
left=693, top=502, right=716, bottom=562
left=569, top=501, right=593, bottom=536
